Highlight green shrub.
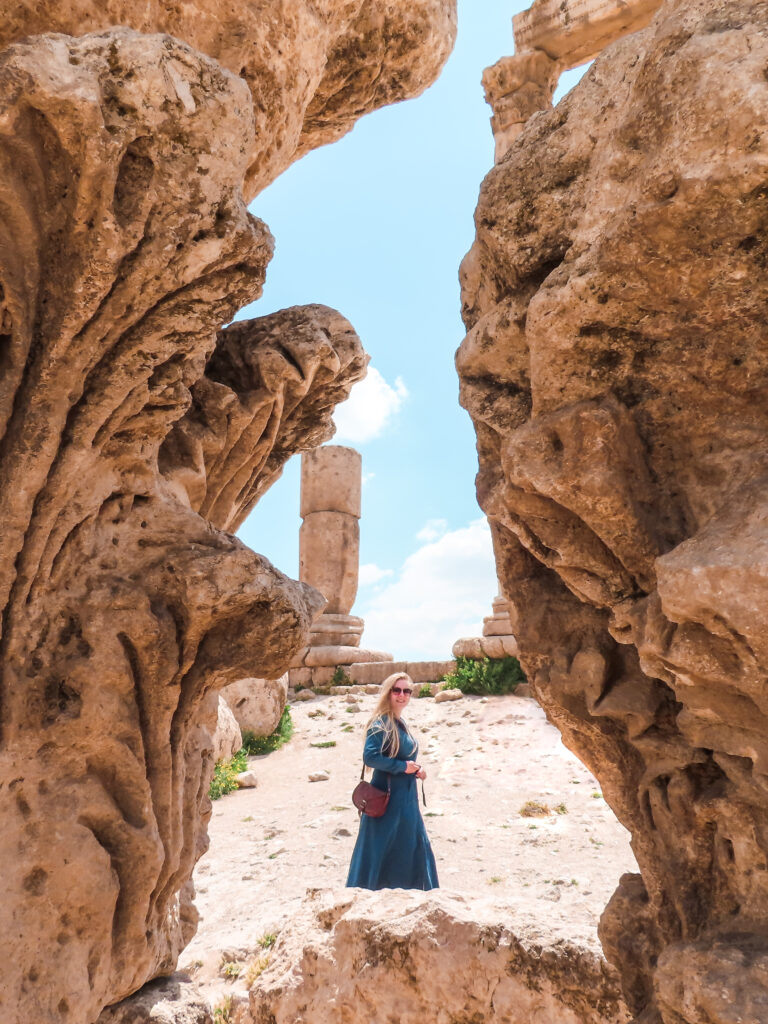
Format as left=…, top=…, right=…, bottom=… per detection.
left=210, top=708, right=294, bottom=800
left=209, top=749, right=248, bottom=800
left=240, top=706, right=294, bottom=756
left=441, top=655, right=525, bottom=696
left=416, top=684, right=432, bottom=698
left=331, top=666, right=351, bottom=685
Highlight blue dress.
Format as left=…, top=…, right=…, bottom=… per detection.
left=346, top=717, right=439, bottom=890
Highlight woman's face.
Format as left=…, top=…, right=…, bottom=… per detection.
left=389, top=678, right=413, bottom=715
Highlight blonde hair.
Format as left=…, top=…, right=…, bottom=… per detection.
left=364, top=672, right=416, bottom=759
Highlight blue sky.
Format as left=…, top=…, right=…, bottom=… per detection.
left=237, top=3, right=586, bottom=660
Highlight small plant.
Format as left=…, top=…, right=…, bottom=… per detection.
left=416, top=684, right=432, bottom=698
left=592, top=791, right=603, bottom=799
left=258, top=932, right=277, bottom=949
left=220, top=959, right=242, bottom=980
left=331, top=666, right=352, bottom=685
left=242, top=815, right=254, bottom=822
left=341, top=723, right=354, bottom=732
left=311, top=740, right=337, bottom=748
left=488, top=876, right=503, bottom=885
left=554, top=802, right=568, bottom=815
left=590, top=836, right=604, bottom=847
left=345, top=705, right=357, bottom=713
left=519, top=800, right=551, bottom=818
left=240, top=706, right=294, bottom=756
left=209, top=749, right=248, bottom=800
left=244, top=953, right=271, bottom=987
left=307, top=708, right=326, bottom=718
left=441, top=655, right=525, bottom=696
left=213, top=995, right=233, bottom=1023
left=331, top=805, right=348, bottom=811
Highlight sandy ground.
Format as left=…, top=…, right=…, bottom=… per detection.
left=183, top=689, right=637, bottom=993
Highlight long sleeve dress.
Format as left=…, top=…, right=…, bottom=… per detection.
left=346, top=716, right=439, bottom=890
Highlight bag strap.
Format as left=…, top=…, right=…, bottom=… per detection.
left=360, top=761, right=390, bottom=793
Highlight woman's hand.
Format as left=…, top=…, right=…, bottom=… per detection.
left=416, top=767, right=427, bottom=780
left=405, top=760, right=420, bottom=774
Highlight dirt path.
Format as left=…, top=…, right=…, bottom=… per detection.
left=183, top=690, right=636, bottom=994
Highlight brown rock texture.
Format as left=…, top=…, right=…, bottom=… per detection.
left=0, top=25, right=381, bottom=1024
left=0, top=0, right=457, bottom=201
left=458, top=0, right=768, bottom=1019
left=246, top=889, right=630, bottom=1024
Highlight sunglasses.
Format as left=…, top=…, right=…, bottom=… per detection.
left=391, top=686, right=412, bottom=696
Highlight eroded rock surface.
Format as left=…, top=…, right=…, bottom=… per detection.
left=247, top=889, right=629, bottom=1024
left=0, top=1, right=457, bottom=200
left=458, top=0, right=768, bottom=1019
left=0, top=28, right=373, bottom=1024
left=221, top=675, right=288, bottom=738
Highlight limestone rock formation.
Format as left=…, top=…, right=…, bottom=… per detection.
left=96, top=975, right=212, bottom=1024
left=247, top=889, right=630, bottom=1024
left=458, top=0, right=768, bottom=1019
left=221, top=675, right=288, bottom=738
left=0, top=22, right=414, bottom=1023
left=0, top=1, right=457, bottom=201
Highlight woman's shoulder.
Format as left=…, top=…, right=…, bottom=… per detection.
left=368, top=715, right=388, bottom=734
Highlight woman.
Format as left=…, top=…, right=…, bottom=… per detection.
left=346, top=672, right=439, bottom=890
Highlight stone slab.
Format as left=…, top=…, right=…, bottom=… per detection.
left=304, top=646, right=394, bottom=668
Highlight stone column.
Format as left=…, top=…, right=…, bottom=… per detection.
left=299, top=444, right=363, bottom=645
left=292, top=445, right=392, bottom=678
left=482, top=51, right=560, bottom=163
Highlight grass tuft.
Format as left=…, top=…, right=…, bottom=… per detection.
left=520, top=800, right=550, bottom=818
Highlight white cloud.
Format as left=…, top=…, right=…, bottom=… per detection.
left=416, top=518, right=448, bottom=543
left=357, top=518, right=498, bottom=661
left=333, top=367, right=408, bottom=444
left=359, top=563, right=394, bottom=587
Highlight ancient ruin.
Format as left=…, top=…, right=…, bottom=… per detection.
left=482, top=0, right=662, bottom=161
left=459, top=0, right=768, bottom=1020
left=291, top=445, right=393, bottom=678
left=0, top=4, right=457, bottom=1023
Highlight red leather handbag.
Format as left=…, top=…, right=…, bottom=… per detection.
left=352, top=766, right=390, bottom=817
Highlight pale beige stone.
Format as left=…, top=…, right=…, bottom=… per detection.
left=482, top=51, right=560, bottom=162
left=304, top=645, right=394, bottom=668
left=235, top=771, right=258, bottom=790
left=308, top=771, right=330, bottom=782
left=434, top=688, right=463, bottom=703
left=300, top=445, right=362, bottom=518
left=406, top=660, right=456, bottom=683
left=309, top=612, right=364, bottom=647
left=513, top=0, right=661, bottom=68
left=247, top=889, right=629, bottom=1024
left=212, top=698, right=243, bottom=764
left=299, top=511, right=360, bottom=614
left=221, top=675, right=289, bottom=738
left=292, top=690, right=316, bottom=703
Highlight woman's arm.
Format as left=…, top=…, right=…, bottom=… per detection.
left=363, top=726, right=411, bottom=774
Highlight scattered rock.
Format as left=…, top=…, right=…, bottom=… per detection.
left=292, top=690, right=316, bottom=702
left=236, top=772, right=258, bottom=790
left=308, top=771, right=330, bottom=783
left=435, top=688, right=463, bottom=703
left=96, top=974, right=212, bottom=1023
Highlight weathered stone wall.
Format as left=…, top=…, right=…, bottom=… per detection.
left=458, top=0, right=768, bottom=1019
left=0, top=5, right=456, bottom=1022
